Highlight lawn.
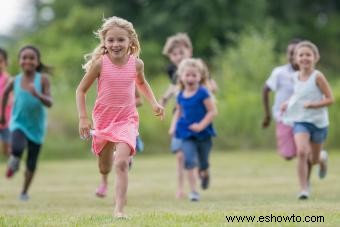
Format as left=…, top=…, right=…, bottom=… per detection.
left=1, top=150, right=339, bottom=226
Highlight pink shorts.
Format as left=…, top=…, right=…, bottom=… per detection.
left=276, top=122, right=296, bottom=159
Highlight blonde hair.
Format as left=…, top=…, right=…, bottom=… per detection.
left=177, top=58, right=209, bottom=91
left=83, top=16, right=141, bottom=72
left=162, top=33, right=193, bottom=56
left=295, top=40, right=320, bottom=63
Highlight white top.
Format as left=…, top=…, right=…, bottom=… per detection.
left=265, top=64, right=295, bottom=121
left=283, top=70, right=329, bottom=128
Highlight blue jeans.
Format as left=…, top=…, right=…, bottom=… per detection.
left=182, top=137, right=212, bottom=170
left=293, top=122, right=328, bottom=144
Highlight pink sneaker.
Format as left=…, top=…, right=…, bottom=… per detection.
left=95, top=184, right=107, bottom=198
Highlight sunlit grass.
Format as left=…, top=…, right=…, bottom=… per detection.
left=1, top=150, right=339, bottom=226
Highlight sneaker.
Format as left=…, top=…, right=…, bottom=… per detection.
left=319, top=150, right=328, bottom=179
left=19, top=193, right=30, bottom=201
left=95, top=184, right=107, bottom=198
left=188, top=191, right=200, bottom=202
left=297, top=191, right=309, bottom=200
left=6, top=155, right=20, bottom=178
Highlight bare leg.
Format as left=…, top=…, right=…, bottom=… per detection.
left=113, top=143, right=130, bottom=217
left=294, top=133, right=311, bottom=192
left=187, top=169, right=197, bottom=193
left=176, top=151, right=185, bottom=198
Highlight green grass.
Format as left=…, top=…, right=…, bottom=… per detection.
left=1, top=150, right=339, bottom=226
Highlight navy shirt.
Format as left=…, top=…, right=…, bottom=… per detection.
left=175, top=86, right=216, bottom=139
left=166, top=63, right=178, bottom=85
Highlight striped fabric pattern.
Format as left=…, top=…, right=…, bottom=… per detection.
left=92, top=54, right=139, bottom=155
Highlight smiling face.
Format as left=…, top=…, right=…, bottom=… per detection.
left=295, top=46, right=317, bottom=71
left=19, top=48, right=39, bottom=73
left=180, top=66, right=202, bottom=90
left=104, top=26, right=130, bottom=60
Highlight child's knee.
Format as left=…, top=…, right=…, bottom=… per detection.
left=184, top=158, right=196, bottom=170
left=99, top=166, right=111, bottom=175
left=297, top=147, right=310, bottom=159
left=114, top=159, right=128, bottom=172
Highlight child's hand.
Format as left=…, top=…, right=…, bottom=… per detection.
left=189, top=123, right=203, bottom=132
left=153, top=103, right=165, bottom=120
left=280, top=102, right=288, bottom=113
left=27, top=83, right=39, bottom=97
left=79, top=117, right=92, bottom=140
left=304, top=102, right=314, bottom=108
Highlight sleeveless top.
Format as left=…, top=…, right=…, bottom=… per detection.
left=0, top=72, right=12, bottom=129
left=283, top=70, right=329, bottom=128
left=10, top=73, right=47, bottom=144
left=92, top=54, right=139, bottom=155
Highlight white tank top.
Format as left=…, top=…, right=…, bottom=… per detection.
left=283, top=70, right=329, bottom=128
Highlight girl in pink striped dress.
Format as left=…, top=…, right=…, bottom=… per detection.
left=0, top=48, right=12, bottom=157
left=76, top=16, right=164, bottom=218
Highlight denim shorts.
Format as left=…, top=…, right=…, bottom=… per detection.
left=0, top=128, right=11, bottom=143
left=293, top=122, right=328, bottom=144
left=182, top=137, right=212, bottom=170
left=170, top=137, right=182, bottom=153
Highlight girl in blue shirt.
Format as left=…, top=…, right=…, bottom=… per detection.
left=0, top=45, right=53, bottom=201
left=169, top=58, right=217, bottom=201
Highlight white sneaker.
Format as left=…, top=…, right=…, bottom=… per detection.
left=297, top=191, right=309, bottom=200
left=319, top=150, right=328, bottom=179
left=189, top=191, right=200, bottom=201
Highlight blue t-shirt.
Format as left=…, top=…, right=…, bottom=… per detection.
left=175, top=86, right=216, bottom=139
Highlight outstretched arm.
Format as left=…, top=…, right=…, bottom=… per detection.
left=135, top=58, right=164, bottom=119
left=262, top=84, right=272, bottom=128
left=76, top=58, right=101, bottom=139
left=169, top=104, right=180, bottom=136
left=0, top=79, right=13, bottom=125
left=159, top=84, right=177, bottom=107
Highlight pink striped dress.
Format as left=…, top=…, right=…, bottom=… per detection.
left=92, top=54, right=139, bottom=156
left=0, top=72, right=12, bottom=129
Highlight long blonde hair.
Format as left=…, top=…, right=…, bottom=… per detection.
left=83, top=16, right=141, bottom=72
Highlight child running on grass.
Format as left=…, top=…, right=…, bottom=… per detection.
left=76, top=16, right=164, bottom=218
left=0, top=48, right=12, bottom=157
left=262, top=39, right=300, bottom=160
left=161, top=33, right=192, bottom=198
left=169, top=58, right=217, bottom=201
left=1, top=45, right=53, bottom=201
left=282, top=41, right=334, bottom=200
left=95, top=89, right=144, bottom=198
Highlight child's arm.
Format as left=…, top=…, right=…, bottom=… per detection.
left=304, top=73, right=334, bottom=108
left=262, top=85, right=272, bottom=128
left=135, top=59, right=164, bottom=119
left=159, top=84, right=177, bottom=107
left=169, top=104, right=180, bottom=135
left=27, top=74, right=53, bottom=107
left=135, top=88, right=143, bottom=107
left=0, top=79, right=13, bottom=125
left=76, top=58, right=101, bottom=139
left=189, top=97, right=217, bottom=132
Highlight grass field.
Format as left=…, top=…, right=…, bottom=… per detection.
left=0, top=150, right=339, bottom=226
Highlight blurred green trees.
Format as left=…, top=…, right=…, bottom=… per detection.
left=2, top=0, right=340, bottom=158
